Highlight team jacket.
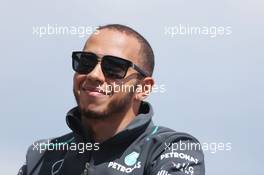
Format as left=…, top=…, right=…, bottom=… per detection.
left=18, top=102, right=205, bottom=175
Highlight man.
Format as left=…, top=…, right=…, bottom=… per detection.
left=18, top=24, right=205, bottom=175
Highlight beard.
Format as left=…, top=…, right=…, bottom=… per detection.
left=73, top=84, right=136, bottom=120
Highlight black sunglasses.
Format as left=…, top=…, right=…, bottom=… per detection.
left=72, top=51, right=149, bottom=79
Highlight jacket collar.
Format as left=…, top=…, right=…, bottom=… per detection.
left=66, top=101, right=154, bottom=144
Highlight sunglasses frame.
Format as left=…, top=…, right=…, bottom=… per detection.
left=72, top=51, right=149, bottom=79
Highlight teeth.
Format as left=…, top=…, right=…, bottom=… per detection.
left=81, top=84, right=112, bottom=95
left=83, top=87, right=107, bottom=95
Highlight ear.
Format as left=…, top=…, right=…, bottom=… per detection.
left=135, top=77, right=155, bottom=101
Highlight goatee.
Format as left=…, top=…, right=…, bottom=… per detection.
left=74, top=90, right=134, bottom=120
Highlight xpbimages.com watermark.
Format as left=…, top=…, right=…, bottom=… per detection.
left=97, top=82, right=166, bottom=95
left=164, top=140, right=232, bottom=154
left=32, top=24, right=99, bottom=38
left=32, top=139, right=100, bottom=153
left=165, top=24, right=232, bottom=38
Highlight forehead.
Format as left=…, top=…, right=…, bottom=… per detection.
left=83, top=29, right=141, bottom=63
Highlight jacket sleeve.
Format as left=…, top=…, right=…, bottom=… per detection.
left=147, top=134, right=205, bottom=175
left=17, top=164, right=27, bottom=175
left=17, top=138, right=49, bottom=175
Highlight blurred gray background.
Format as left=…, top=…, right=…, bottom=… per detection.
left=0, top=0, right=263, bottom=174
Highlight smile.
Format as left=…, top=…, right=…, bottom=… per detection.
left=82, top=86, right=110, bottom=97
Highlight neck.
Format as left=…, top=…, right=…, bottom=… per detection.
left=81, top=102, right=140, bottom=143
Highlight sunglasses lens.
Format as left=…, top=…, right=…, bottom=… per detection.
left=72, top=52, right=97, bottom=74
left=102, top=56, right=130, bottom=79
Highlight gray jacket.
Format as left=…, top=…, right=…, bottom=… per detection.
left=18, top=102, right=205, bottom=175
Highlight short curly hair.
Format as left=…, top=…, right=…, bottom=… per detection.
left=98, top=24, right=155, bottom=76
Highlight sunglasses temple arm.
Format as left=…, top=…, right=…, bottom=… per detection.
left=132, top=64, right=149, bottom=77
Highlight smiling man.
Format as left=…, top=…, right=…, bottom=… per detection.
left=18, top=24, right=205, bottom=175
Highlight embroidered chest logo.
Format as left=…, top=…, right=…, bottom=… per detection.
left=124, top=151, right=139, bottom=166
left=108, top=151, right=141, bottom=173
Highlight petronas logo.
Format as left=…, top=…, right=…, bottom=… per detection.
left=124, top=151, right=139, bottom=166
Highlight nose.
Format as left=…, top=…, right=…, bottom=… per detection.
left=85, top=62, right=105, bottom=84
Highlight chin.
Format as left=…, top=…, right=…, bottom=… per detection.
left=87, top=105, right=107, bottom=113
left=80, top=102, right=109, bottom=117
